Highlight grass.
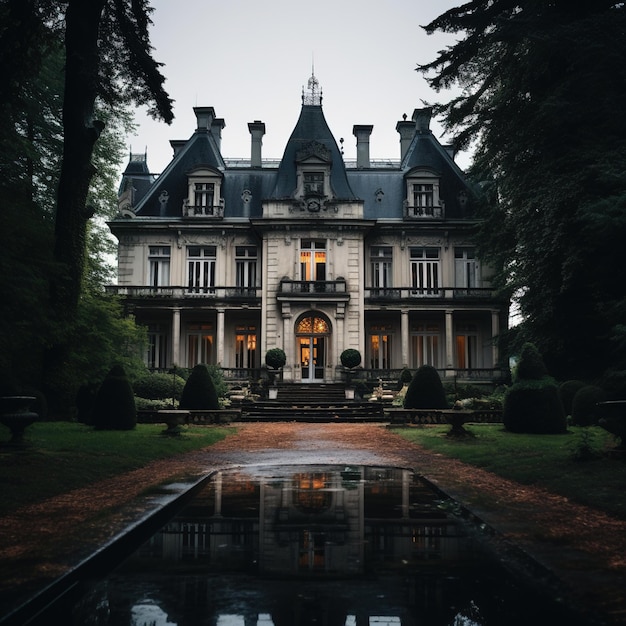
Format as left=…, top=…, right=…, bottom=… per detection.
left=0, top=422, right=233, bottom=516
left=395, top=423, right=626, bottom=519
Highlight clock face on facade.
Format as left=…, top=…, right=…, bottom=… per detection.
left=306, top=198, right=321, bottom=212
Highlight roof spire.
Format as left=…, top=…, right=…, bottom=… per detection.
left=302, top=62, right=322, bottom=106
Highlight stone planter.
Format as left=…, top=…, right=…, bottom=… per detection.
left=268, top=387, right=278, bottom=400
left=157, top=409, right=189, bottom=436
left=345, top=388, right=355, bottom=400
left=0, top=396, right=38, bottom=445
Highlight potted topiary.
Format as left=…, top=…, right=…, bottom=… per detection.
left=265, top=348, right=286, bottom=398
left=340, top=349, right=362, bottom=398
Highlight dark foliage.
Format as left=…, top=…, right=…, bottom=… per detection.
left=400, top=368, right=413, bottom=384
left=571, top=385, right=607, bottom=427
left=265, top=348, right=286, bottom=370
left=179, top=364, right=219, bottom=410
left=558, top=380, right=586, bottom=417
left=92, top=364, right=137, bottom=430
left=403, top=365, right=448, bottom=409
left=340, top=349, right=362, bottom=369
left=515, top=343, right=548, bottom=381
left=134, top=372, right=185, bottom=401
left=503, top=381, right=567, bottom=434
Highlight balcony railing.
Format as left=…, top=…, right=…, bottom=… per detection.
left=278, top=279, right=349, bottom=297
left=105, top=285, right=260, bottom=300
left=404, top=204, right=444, bottom=219
left=365, top=287, right=498, bottom=301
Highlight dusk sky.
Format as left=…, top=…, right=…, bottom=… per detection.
left=125, top=0, right=469, bottom=175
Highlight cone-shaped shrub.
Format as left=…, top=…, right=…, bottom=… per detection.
left=92, top=365, right=137, bottom=430
left=571, top=385, right=606, bottom=426
left=514, top=342, right=548, bottom=381
left=403, top=365, right=448, bottom=409
left=503, top=343, right=566, bottom=434
left=179, top=364, right=219, bottom=410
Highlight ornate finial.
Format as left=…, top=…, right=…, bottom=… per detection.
left=303, top=68, right=322, bottom=106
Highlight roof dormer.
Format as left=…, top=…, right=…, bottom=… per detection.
left=183, top=166, right=224, bottom=218
left=403, top=167, right=444, bottom=219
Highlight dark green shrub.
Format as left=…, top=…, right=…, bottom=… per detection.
left=92, top=365, right=137, bottom=431
left=265, top=348, right=286, bottom=369
left=403, top=365, right=448, bottom=409
left=514, top=342, right=548, bottom=381
left=134, top=372, right=186, bottom=400
left=400, top=368, right=413, bottom=384
left=179, top=364, right=219, bottom=410
left=503, top=380, right=566, bottom=434
left=571, top=385, right=607, bottom=426
left=558, top=380, right=586, bottom=416
left=340, top=349, right=362, bottom=369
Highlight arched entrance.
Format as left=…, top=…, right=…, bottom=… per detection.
left=296, top=313, right=331, bottom=382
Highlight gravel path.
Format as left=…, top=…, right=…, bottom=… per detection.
left=0, top=423, right=624, bottom=624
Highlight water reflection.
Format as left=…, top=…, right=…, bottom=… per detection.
left=65, top=465, right=584, bottom=626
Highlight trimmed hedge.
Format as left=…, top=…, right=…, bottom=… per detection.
left=92, top=365, right=137, bottom=431
left=179, top=364, right=219, bottom=410
left=558, top=380, right=586, bottom=417
left=404, top=365, right=448, bottom=409
left=571, top=385, right=607, bottom=426
left=503, top=379, right=566, bottom=434
left=514, top=342, right=548, bottom=381
left=134, top=372, right=186, bottom=401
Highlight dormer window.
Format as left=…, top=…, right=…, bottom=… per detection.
left=405, top=169, right=443, bottom=218
left=184, top=168, right=223, bottom=217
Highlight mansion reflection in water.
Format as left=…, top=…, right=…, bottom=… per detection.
left=142, top=466, right=473, bottom=577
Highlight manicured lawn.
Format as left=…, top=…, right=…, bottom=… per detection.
left=395, top=424, right=626, bottom=519
left=0, top=422, right=232, bottom=516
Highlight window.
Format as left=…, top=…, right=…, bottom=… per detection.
left=405, top=170, right=442, bottom=218
left=300, top=240, right=326, bottom=289
left=303, top=171, right=324, bottom=196
left=193, top=182, right=215, bottom=215
left=412, top=183, right=434, bottom=213
left=410, top=323, right=440, bottom=368
left=148, top=246, right=170, bottom=287
left=455, top=247, right=480, bottom=289
left=410, top=247, right=440, bottom=296
left=235, top=325, right=257, bottom=369
left=456, top=323, right=478, bottom=369
left=370, top=246, right=392, bottom=294
left=146, top=324, right=168, bottom=369
left=235, top=246, right=257, bottom=294
left=187, top=246, right=216, bottom=294
left=369, top=325, right=392, bottom=370
left=187, top=323, right=213, bottom=367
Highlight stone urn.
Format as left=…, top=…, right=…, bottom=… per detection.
left=0, top=396, right=39, bottom=444
left=157, top=409, right=190, bottom=436
left=444, top=409, right=473, bottom=438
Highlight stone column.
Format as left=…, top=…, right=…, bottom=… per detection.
left=445, top=310, right=454, bottom=371
left=401, top=310, right=409, bottom=367
left=217, top=308, right=225, bottom=366
left=172, top=307, right=181, bottom=366
left=491, top=309, right=500, bottom=368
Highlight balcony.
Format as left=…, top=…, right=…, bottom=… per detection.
left=277, top=279, right=350, bottom=303
left=404, top=204, right=444, bottom=219
left=182, top=203, right=224, bottom=218
left=365, top=287, right=499, bottom=302
left=105, top=285, right=261, bottom=303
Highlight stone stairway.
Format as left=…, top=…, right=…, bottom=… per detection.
left=240, top=383, right=385, bottom=422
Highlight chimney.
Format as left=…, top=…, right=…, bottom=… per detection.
left=170, top=140, right=186, bottom=157
left=193, top=106, right=215, bottom=131
left=396, top=117, right=415, bottom=161
left=353, top=125, right=373, bottom=168
left=248, top=120, right=266, bottom=167
left=413, top=107, right=432, bottom=133
left=211, top=118, right=225, bottom=151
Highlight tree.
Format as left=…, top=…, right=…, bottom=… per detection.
left=418, top=2, right=626, bottom=380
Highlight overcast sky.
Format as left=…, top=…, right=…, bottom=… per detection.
left=125, top=0, right=467, bottom=175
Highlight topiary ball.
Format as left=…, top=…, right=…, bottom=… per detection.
left=558, top=380, right=586, bottom=417
left=265, top=348, right=286, bottom=370
left=571, top=385, right=607, bottom=426
left=340, top=349, right=362, bottom=369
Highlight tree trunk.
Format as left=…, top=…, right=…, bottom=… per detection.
left=52, top=0, right=106, bottom=317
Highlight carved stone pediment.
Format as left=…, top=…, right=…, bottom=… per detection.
left=295, top=141, right=332, bottom=163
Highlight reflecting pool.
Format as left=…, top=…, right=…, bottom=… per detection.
left=46, top=465, right=589, bottom=625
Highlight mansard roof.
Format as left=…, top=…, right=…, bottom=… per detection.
left=270, top=104, right=357, bottom=201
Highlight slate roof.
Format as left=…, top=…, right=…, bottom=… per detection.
left=118, top=99, right=474, bottom=221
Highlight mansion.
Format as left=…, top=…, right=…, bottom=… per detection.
left=109, top=75, right=508, bottom=385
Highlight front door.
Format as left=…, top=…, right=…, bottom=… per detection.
left=296, top=314, right=330, bottom=382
